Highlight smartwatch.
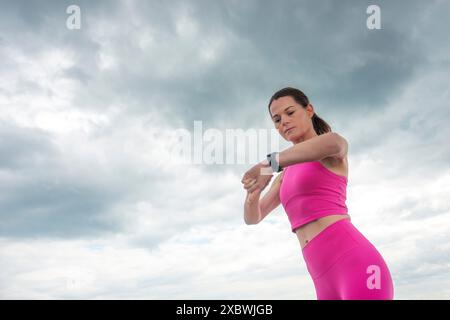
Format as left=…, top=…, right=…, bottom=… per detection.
left=266, top=152, right=283, bottom=173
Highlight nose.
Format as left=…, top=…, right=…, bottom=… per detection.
left=280, top=116, right=291, bottom=130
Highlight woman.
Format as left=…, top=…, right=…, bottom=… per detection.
left=241, top=87, right=394, bottom=300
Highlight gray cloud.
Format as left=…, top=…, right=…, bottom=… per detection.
left=1, top=0, right=441, bottom=129
left=0, top=121, right=57, bottom=169
left=0, top=121, right=122, bottom=238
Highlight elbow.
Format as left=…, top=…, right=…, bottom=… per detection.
left=244, top=218, right=258, bottom=225
left=244, top=215, right=260, bottom=225
left=330, top=132, right=348, bottom=160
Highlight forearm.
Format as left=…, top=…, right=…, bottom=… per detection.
left=243, top=191, right=262, bottom=225
left=277, top=132, right=342, bottom=168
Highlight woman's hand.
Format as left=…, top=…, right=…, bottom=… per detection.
left=243, top=180, right=261, bottom=204
left=241, top=160, right=274, bottom=195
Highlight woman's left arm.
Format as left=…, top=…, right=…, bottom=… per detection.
left=278, top=132, right=348, bottom=168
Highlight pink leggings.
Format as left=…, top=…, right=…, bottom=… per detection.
left=301, top=218, right=394, bottom=300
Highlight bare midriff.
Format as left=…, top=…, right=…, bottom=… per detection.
left=294, top=214, right=351, bottom=250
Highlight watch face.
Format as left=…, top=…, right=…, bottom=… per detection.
left=271, top=163, right=277, bottom=172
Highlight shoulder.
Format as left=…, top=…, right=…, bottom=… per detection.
left=321, top=133, right=348, bottom=172
left=330, top=132, right=348, bottom=160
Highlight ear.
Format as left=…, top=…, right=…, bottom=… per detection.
left=307, top=103, right=315, bottom=118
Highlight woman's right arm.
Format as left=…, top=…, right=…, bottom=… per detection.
left=243, top=171, right=284, bottom=225
left=243, top=189, right=262, bottom=225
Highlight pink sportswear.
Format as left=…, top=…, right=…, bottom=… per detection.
left=302, top=218, right=394, bottom=299
left=279, top=160, right=394, bottom=299
left=279, top=161, right=349, bottom=233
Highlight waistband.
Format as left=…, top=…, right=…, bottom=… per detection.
left=301, top=218, right=375, bottom=280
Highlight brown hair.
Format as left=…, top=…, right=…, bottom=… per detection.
left=267, top=87, right=331, bottom=135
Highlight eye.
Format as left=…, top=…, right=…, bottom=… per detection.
left=288, top=111, right=294, bottom=115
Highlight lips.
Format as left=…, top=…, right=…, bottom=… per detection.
left=284, top=127, right=295, bottom=134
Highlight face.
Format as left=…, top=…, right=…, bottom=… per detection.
left=269, top=95, right=317, bottom=144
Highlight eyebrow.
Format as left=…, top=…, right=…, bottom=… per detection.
left=271, top=106, right=295, bottom=119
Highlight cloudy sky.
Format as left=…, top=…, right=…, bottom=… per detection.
left=1, top=0, right=449, bottom=299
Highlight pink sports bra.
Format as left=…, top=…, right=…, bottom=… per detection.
left=279, top=161, right=348, bottom=233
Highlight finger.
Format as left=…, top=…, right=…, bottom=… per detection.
left=241, top=174, right=251, bottom=183
left=242, top=177, right=253, bottom=184
left=248, top=183, right=260, bottom=193
left=244, top=180, right=256, bottom=189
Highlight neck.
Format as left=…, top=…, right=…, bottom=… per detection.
left=293, top=128, right=318, bottom=144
